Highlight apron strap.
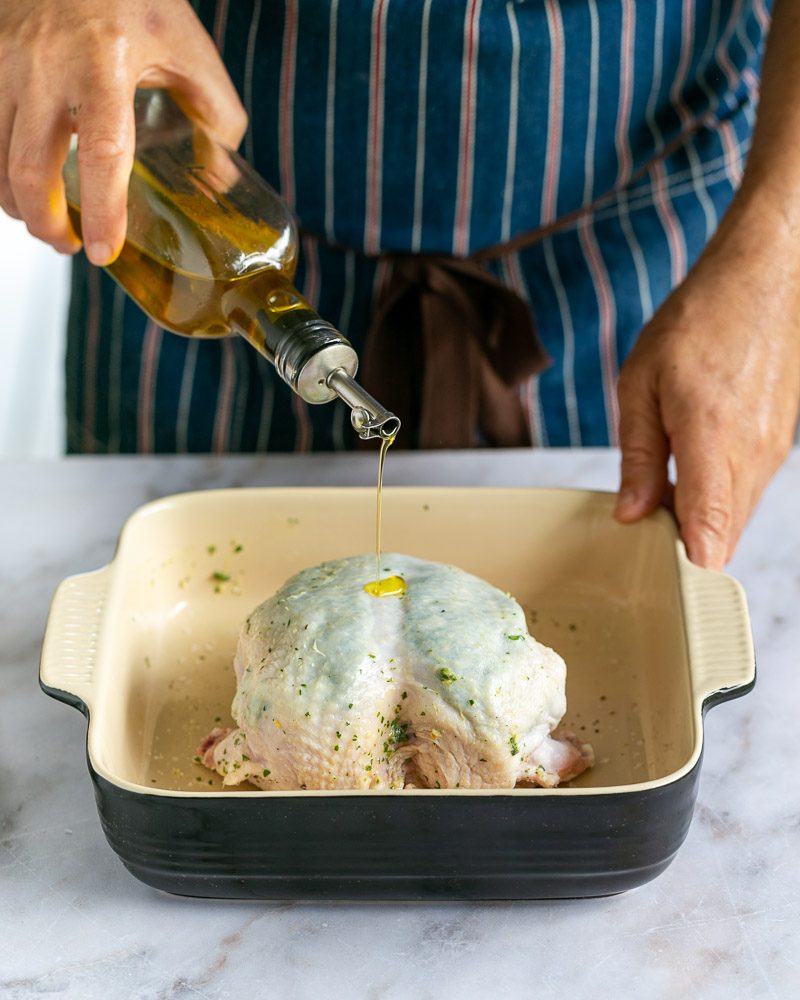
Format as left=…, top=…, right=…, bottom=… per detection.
left=361, top=255, right=549, bottom=448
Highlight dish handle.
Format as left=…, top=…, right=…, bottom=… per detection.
left=678, top=558, right=756, bottom=711
left=39, top=566, right=111, bottom=717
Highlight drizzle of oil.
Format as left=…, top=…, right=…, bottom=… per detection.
left=364, top=434, right=406, bottom=598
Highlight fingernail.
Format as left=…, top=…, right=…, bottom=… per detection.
left=86, top=241, right=113, bottom=266
left=694, top=535, right=726, bottom=572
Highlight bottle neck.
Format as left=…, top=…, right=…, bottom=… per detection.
left=222, top=270, right=401, bottom=438
left=221, top=273, right=358, bottom=403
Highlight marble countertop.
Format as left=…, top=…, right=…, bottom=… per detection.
left=2, top=450, right=799, bottom=1000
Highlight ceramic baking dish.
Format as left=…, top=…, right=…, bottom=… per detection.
left=40, top=487, right=755, bottom=900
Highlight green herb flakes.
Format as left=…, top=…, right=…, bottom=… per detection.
left=389, top=719, right=410, bottom=744
left=438, top=667, right=457, bottom=685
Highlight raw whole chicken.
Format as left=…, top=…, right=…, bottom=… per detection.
left=198, top=554, right=593, bottom=790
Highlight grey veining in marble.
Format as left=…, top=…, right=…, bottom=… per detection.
left=1, top=450, right=799, bottom=1000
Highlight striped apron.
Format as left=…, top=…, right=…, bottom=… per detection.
left=66, top=0, right=772, bottom=454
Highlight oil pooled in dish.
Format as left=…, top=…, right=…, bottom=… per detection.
left=197, top=554, right=593, bottom=789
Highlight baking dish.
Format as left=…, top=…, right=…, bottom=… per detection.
left=40, top=487, right=755, bottom=900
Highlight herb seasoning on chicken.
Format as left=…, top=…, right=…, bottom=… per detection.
left=197, top=554, right=593, bottom=789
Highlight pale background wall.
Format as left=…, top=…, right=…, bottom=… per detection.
left=0, top=214, right=71, bottom=458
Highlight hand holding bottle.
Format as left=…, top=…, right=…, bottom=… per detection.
left=0, top=0, right=247, bottom=265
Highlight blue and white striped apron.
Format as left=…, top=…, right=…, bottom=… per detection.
left=66, top=0, right=772, bottom=453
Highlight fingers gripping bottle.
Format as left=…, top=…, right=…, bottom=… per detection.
left=63, top=89, right=399, bottom=441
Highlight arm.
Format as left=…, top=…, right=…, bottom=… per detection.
left=615, top=0, right=800, bottom=569
left=0, top=0, right=247, bottom=265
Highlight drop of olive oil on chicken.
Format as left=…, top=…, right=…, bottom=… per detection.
left=363, top=434, right=407, bottom=598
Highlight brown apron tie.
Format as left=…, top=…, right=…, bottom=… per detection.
left=361, top=255, right=550, bottom=449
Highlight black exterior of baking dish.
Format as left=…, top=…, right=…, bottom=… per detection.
left=90, top=766, right=699, bottom=900
left=58, top=680, right=749, bottom=902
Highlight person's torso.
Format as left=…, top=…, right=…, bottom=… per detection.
left=201, top=0, right=769, bottom=255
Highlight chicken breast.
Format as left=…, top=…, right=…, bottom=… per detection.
left=198, top=554, right=592, bottom=790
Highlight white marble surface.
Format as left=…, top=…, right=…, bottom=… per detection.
left=1, top=450, right=799, bottom=1000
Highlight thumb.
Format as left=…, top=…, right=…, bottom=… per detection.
left=140, top=9, right=248, bottom=151
left=615, top=373, right=670, bottom=523
left=672, top=428, right=732, bottom=571
left=163, top=72, right=248, bottom=152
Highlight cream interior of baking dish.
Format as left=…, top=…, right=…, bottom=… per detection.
left=45, top=487, right=754, bottom=795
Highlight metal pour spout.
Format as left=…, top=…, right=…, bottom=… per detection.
left=326, top=368, right=401, bottom=441
left=248, top=309, right=401, bottom=442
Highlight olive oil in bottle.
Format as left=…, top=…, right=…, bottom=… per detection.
left=63, top=88, right=399, bottom=439
left=66, top=161, right=308, bottom=343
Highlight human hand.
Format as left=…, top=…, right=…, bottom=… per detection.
left=0, top=0, right=247, bottom=264
left=614, top=187, right=800, bottom=569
